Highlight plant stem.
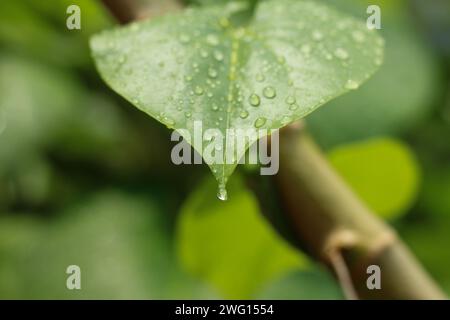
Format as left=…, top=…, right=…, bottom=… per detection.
left=275, top=122, right=446, bottom=299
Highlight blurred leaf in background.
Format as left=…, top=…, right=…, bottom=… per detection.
left=176, top=175, right=309, bottom=299
left=257, top=270, right=342, bottom=300
left=0, top=0, right=111, bottom=68
left=327, top=137, right=421, bottom=220
left=0, top=191, right=216, bottom=299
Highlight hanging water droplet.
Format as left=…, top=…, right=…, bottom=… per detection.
left=334, top=48, right=349, bottom=60
left=240, top=110, right=249, bottom=119
left=217, top=184, right=228, bottom=201
left=263, top=87, right=277, bottom=99
left=212, top=103, right=219, bottom=111
left=249, top=94, right=261, bottom=107
left=345, top=79, right=359, bottom=90
left=185, top=111, right=192, bottom=118
left=254, top=117, right=267, bottom=128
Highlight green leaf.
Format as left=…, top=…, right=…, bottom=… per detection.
left=90, top=0, right=384, bottom=196
left=0, top=55, right=80, bottom=171
left=327, top=138, right=420, bottom=220
left=176, top=174, right=307, bottom=298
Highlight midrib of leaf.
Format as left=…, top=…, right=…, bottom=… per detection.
left=221, top=32, right=241, bottom=191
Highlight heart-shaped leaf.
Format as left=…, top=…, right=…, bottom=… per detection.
left=90, top=0, right=384, bottom=198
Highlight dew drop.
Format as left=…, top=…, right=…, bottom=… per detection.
left=249, top=94, right=261, bottom=107
left=240, top=110, right=249, bottom=119
left=256, top=73, right=265, bottom=82
left=212, top=104, right=219, bottom=111
left=289, top=104, right=299, bottom=111
left=185, top=111, right=192, bottom=118
left=179, top=34, right=190, bottom=43
left=206, top=34, right=219, bottom=46
left=334, top=48, right=349, bottom=60
left=200, top=49, right=209, bottom=58
left=263, top=87, right=277, bottom=99
left=214, top=50, right=224, bottom=62
left=301, top=44, right=312, bottom=55
left=312, top=30, right=324, bottom=41
left=208, top=68, right=218, bottom=78
left=118, top=55, right=126, bottom=64
left=281, top=115, right=291, bottom=124
left=345, top=79, right=359, bottom=90
left=254, top=117, right=267, bottom=128
left=164, top=117, right=176, bottom=127
left=352, top=31, right=365, bottom=43
left=278, top=56, right=286, bottom=64
left=286, top=96, right=296, bottom=105
left=194, top=86, right=204, bottom=95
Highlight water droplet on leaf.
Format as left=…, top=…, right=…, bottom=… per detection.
left=345, top=79, right=359, bottom=90
left=240, top=110, right=249, bottom=119
left=334, top=48, right=349, bottom=60
left=249, top=94, right=261, bottom=107
left=286, top=96, right=296, bottom=105
left=263, top=87, right=277, bottom=99
left=254, top=117, right=267, bottom=128
left=194, top=86, right=204, bottom=95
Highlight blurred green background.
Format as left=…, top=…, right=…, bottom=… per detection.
left=0, top=0, right=449, bottom=299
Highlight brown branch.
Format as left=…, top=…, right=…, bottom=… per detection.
left=101, top=0, right=182, bottom=24
left=275, top=122, right=446, bottom=299
left=101, top=0, right=138, bottom=24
